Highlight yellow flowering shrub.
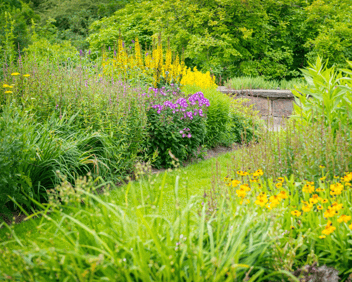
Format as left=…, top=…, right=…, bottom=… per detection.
left=101, top=37, right=216, bottom=88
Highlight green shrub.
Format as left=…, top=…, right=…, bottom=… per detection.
left=182, top=85, right=262, bottom=147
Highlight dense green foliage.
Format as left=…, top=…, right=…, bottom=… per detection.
left=87, top=0, right=352, bottom=80
left=0, top=173, right=296, bottom=281
left=292, top=57, right=352, bottom=133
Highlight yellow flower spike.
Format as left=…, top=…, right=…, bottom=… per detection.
left=4, top=91, right=12, bottom=94
left=23, top=74, right=30, bottom=77
left=11, top=72, right=20, bottom=76
left=2, top=84, right=9, bottom=88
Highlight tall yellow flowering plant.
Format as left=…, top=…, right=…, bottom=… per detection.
left=101, top=36, right=216, bottom=89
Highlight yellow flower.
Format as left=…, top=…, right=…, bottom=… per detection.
left=319, top=235, right=326, bottom=239
left=269, top=195, right=281, bottom=203
left=322, top=221, right=336, bottom=235
left=309, top=194, right=320, bottom=204
left=302, top=203, right=313, bottom=212
left=2, top=84, right=10, bottom=88
left=319, top=165, right=325, bottom=169
left=320, top=176, right=326, bottom=181
left=4, top=91, right=12, bottom=94
left=240, top=184, right=251, bottom=191
left=317, top=205, right=323, bottom=210
left=236, top=189, right=246, bottom=199
left=253, top=169, right=264, bottom=177
left=277, top=177, right=284, bottom=182
left=324, top=208, right=335, bottom=218
left=232, top=180, right=241, bottom=187
left=331, top=202, right=343, bottom=211
left=338, top=215, right=351, bottom=223
left=316, top=188, right=324, bottom=192
left=291, top=210, right=301, bottom=217
left=302, top=184, right=315, bottom=193
left=23, top=74, right=30, bottom=77
left=349, top=223, right=352, bottom=230
left=255, top=197, right=268, bottom=207
left=322, top=199, right=328, bottom=204
left=278, top=191, right=288, bottom=199
left=11, top=72, right=20, bottom=76
left=290, top=226, right=295, bottom=230
left=275, top=182, right=282, bottom=188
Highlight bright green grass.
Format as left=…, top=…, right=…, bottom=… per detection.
left=0, top=150, right=236, bottom=243
left=226, top=76, right=306, bottom=90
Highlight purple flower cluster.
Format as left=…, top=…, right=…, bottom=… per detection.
left=151, top=92, right=209, bottom=117
left=179, top=128, right=191, bottom=138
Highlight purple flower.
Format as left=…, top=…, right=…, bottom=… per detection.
left=88, top=49, right=91, bottom=55
left=114, top=50, right=117, bottom=57
left=180, top=130, right=183, bottom=134
left=187, top=134, right=192, bottom=138
left=182, top=134, right=186, bottom=138
left=79, top=49, right=83, bottom=56
left=132, top=39, right=135, bottom=43
left=108, top=46, right=111, bottom=51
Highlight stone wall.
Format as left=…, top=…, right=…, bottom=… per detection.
left=217, top=87, right=295, bottom=118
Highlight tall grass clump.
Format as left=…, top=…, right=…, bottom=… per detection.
left=226, top=76, right=305, bottom=90
left=232, top=119, right=352, bottom=182
left=0, top=173, right=296, bottom=281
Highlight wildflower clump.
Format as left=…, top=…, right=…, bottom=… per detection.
left=144, top=88, right=209, bottom=168
left=221, top=170, right=352, bottom=241
left=101, top=36, right=216, bottom=88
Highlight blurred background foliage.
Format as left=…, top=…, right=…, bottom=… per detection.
left=1, top=0, right=352, bottom=80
